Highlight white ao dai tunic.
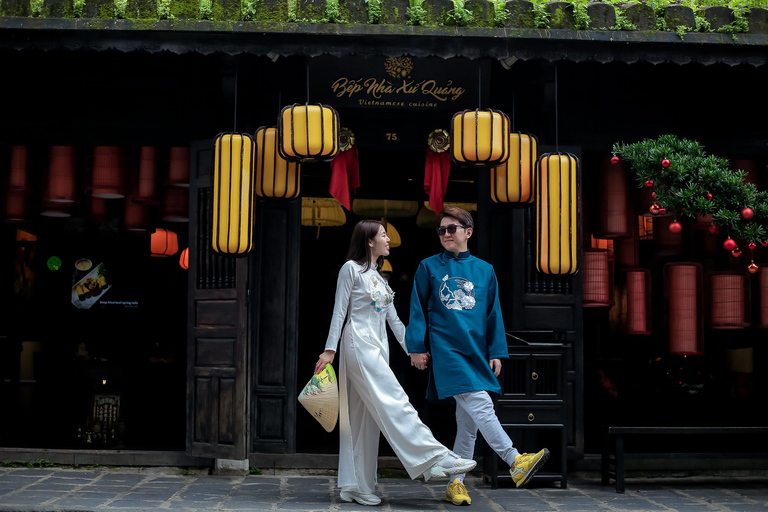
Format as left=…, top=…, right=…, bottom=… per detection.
left=324, top=260, right=448, bottom=494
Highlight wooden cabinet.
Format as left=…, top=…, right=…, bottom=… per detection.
left=482, top=341, right=568, bottom=488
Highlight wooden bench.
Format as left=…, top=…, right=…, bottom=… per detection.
left=601, top=426, right=768, bottom=493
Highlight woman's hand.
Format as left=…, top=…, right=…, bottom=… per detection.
left=410, top=352, right=430, bottom=370
left=315, top=350, right=335, bottom=374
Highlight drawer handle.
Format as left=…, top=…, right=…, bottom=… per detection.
left=531, top=372, right=539, bottom=380
left=527, top=413, right=535, bottom=422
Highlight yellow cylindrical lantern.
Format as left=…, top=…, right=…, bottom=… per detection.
left=212, top=133, right=256, bottom=255
left=277, top=104, right=340, bottom=163
left=536, top=152, right=579, bottom=275
left=255, top=126, right=301, bottom=199
left=491, top=131, right=538, bottom=203
left=450, top=109, right=510, bottom=167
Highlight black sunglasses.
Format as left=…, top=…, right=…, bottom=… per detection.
left=436, top=224, right=467, bottom=236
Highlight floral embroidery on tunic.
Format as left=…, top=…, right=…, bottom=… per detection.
left=369, top=273, right=394, bottom=312
left=439, top=276, right=476, bottom=311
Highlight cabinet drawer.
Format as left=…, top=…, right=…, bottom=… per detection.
left=497, top=403, right=563, bottom=425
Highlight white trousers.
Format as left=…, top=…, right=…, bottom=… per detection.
left=338, top=337, right=448, bottom=494
left=451, top=390, right=520, bottom=480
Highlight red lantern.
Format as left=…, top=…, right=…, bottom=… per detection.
left=624, top=268, right=651, bottom=335
left=136, top=146, right=159, bottom=203
left=759, top=267, right=768, bottom=328
left=179, top=247, right=189, bottom=269
left=123, top=194, right=149, bottom=233
left=664, top=262, right=703, bottom=355
left=151, top=228, right=179, bottom=257
left=4, top=190, right=27, bottom=222
left=167, top=147, right=190, bottom=187
left=9, top=146, right=29, bottom=190
left=709, top=272, right=749, bottom=329
left=583, top=250, right=611, bottom=307
left=596, top=156, right=630, bottom=238
left=162, top=188, right=189, bottom=222
left=92, top=146, right=125, bottom=199
left=46, top=146, right=76, bottom=203
left=654, top=216, right=683, bottom=256
left=748, top=262, right=759, bottom=274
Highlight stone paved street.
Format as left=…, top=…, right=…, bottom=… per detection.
left=1, top=467, right=767, bottom=512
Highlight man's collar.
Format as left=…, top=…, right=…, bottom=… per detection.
left=442, top=250, right=470, bottom=260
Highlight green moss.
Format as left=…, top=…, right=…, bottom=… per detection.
left=254, top=0, right=288, bottom=22
left=129, top=17, right=157, bottom=26
left=551, top=6, right=564, bottom=24
left=172, top=0, right=197, bottom=18
left=99, top=3, right=113, bottom=17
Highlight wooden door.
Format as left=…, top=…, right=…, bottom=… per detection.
left=186, top=140, right=248, bottom=459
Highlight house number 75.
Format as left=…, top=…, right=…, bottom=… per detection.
left=386, top=133, right=398, bottom=141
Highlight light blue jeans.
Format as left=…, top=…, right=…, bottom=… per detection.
left=451, top=390, right=520, bottom=480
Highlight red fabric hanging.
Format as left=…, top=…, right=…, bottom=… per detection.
left=424, top=149, right=451, bottom=213
left=329, top=146, right=360, bottom=211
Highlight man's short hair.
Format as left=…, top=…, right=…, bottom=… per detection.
left=439, top=206, right=474, bottom=229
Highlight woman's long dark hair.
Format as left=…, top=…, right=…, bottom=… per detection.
left=346, top=220, right=384, bottom=274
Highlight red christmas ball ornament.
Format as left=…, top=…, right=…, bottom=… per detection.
left=669, top=222, right=682, bottom=233
left=658, top=208, right=667, bottom=215
left=651, top=192, right=657, bottom=199
left=748, top=263, right=759, bottom=274
left=741, top=208, right=754, bottom=220
left=731, top=248, right=742, bottom=258
left=748, top=242, right=757, bottom=251
left=723, top=238, right=737, bottom=251
left=706, top=193, right=713, bottom=201
left=708, top=224, right=720, bottom=235
left=762, top=240, right=768, bottom=247
left=662, top=159, right=670, bottom=168
left=645, top=180, right=654, bottom=188
left=611, top=156, right=619, bottom=164
left=649, top=204, right=660, bottom=215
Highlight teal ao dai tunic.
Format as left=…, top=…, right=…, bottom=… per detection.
left=405, top=250, right=509, bottom=401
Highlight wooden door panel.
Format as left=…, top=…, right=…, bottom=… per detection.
left=186, top=140, right=248, bottom=460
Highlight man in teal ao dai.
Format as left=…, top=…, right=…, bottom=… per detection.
left=406, top=206, right=551, bottom=506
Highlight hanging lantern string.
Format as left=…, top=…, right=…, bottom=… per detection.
left=554, top=64, right=559, bottom=154
left=233, top=71, right=239, bottom=133
left=477, top=63, right=482, bottom=109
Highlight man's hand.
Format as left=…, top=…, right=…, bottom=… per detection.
left=410, top=352, right=430, bottom=370
left=315, top=350, right=335, bottom=374
left=489, top=358, right=501, bottom=377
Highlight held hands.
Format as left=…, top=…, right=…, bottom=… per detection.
left=315, top=350, right=335, bottom=374
left=410, top=352, right=430, bottom=371
left=489, top=358, right=502, bottom=377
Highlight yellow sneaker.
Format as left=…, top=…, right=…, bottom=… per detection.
left=510, top=448, right=550, bottom=488
left=445, top=478, right=471, bottom=506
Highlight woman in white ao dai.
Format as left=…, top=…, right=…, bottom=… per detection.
left=315, top=220, right=475, bottom=506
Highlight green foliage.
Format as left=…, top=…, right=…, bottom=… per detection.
left=695, top=12, right=711, bottom=30
left=322, top=0, right=344, bottom=22
left=572, top=0, right=590, bottom=29
left=610, top=7, right=637, bottom=30
left=446, top=0, right=473, bottom=26
left=242, top=0, right=257, bottom=20
left=29, top=0, right=43, bottom=16
left=73, top=0, right=85, bottom=18
left=613, top=134, right=768, bottom=241
left=1, top=459, right=54, bottom=468
left=716, top=7, right=750, bottom=33
left=157, top=0, right=173, bottom=19
left=367, top=0, right=381, bottom=23
left=249, top=467, right=262, bottom=475
left=198, top=0, right=212, bottom=19
left=406, top=0, right=427, bottom=25
left=493, top=0, right=509, bottom=27
left=114, top=0, right=127, bottom=19
left=287, top=0, right=298, bottom=21
left=531, top=0, right=550, bottom=28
